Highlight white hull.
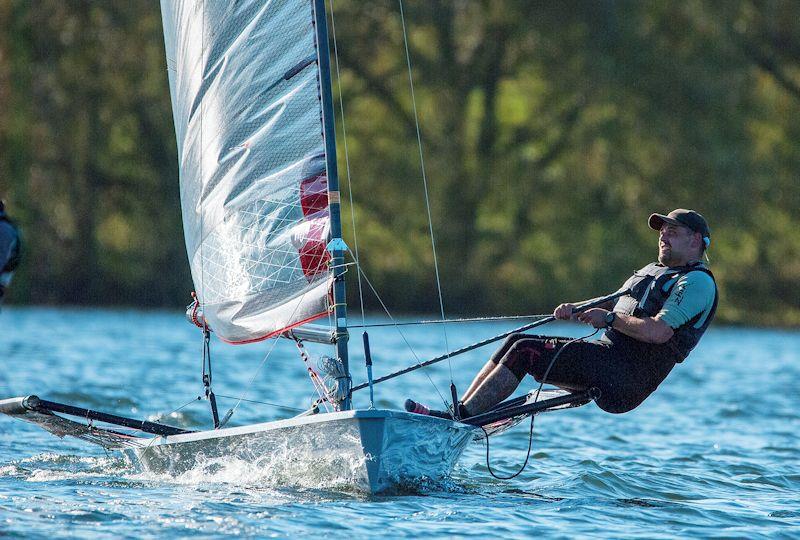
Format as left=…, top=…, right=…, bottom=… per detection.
left=124, top=409, right=477, bottom=493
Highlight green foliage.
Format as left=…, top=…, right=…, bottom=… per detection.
left=0, top=0, right=798, bottom=325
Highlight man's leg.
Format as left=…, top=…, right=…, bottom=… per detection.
left=460, top=359, right=499, bottom=404
left=461, top=364, right=521, bottom=416
left=461, top=334, right=530, bottom=403
left=407, top=334, right=594, bottom=419
left=462, top=335, right=563, bottom=417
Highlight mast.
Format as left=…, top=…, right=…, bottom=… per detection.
left=313, top=0, right=351, bottom=409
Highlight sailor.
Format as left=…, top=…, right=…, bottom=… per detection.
left=411, top=209, right=718, bottom=418
left=0, top=200, right=21, bottom=305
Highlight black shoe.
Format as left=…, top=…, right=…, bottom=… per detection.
left=456, top=402, right=471, bottom=420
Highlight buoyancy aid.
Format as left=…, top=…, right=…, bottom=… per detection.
left=604, top=261, right=718, bottom=362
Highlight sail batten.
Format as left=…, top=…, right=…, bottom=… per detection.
left=161, top=0, right=333, bottom=343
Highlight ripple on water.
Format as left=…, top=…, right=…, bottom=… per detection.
left=1, top=311, right=799, bottom=537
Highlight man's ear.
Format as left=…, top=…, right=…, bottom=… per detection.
left=693, top=232, right=704, bottom=250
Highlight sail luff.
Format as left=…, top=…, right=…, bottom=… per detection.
left=312, top=0, right=351, bottom=409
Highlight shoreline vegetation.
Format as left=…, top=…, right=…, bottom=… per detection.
left=1, top=2, right=799, bottom=327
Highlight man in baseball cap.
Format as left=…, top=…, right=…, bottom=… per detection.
left=648, top=209, right=711, bottom=258
left=408, top=208, right=718, bottom=421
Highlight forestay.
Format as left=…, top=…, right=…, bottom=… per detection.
left=161, top=0, right=333, bottom=343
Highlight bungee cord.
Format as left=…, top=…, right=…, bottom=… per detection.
left=482, top=328, right=600, bottom=480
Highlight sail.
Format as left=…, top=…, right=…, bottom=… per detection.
left=160, top=0, right=333, bottom=343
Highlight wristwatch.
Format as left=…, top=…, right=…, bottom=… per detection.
left=604, top=311, right=617, bottom=328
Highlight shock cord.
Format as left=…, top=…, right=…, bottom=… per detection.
left=483, top=329, right=600, bottom=480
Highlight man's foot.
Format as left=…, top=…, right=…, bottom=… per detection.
left=404, top=399, right=470, bottom=420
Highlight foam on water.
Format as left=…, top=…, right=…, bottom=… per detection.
left=133, top=447, right=371, bottom=492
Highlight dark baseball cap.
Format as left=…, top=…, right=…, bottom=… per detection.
left=648, top=209, right=710, bottom=239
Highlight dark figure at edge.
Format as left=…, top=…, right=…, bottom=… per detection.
left=0, top=200, right=21, bottom=306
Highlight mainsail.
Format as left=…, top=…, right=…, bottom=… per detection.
left=161, top=0, right=334, bottom=343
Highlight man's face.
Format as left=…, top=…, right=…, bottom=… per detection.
left=658, top=223, right=700, bottom=266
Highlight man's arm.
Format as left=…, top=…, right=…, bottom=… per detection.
left=609, top=312, right=673, bottom=343
left=553, top=299, right=614, bottom=320
left=576, top=309, right=673, bottom=343
left=575, top=271, right=716, bottom=343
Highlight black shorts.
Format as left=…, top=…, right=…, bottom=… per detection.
left=489, top=334, right=677, bottom=413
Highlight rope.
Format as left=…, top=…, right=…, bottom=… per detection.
left=355, top=260, right=448, bottom=408
left=329, top=0, right=366, bottom=335
left=349, top=314, right=552, bottom=328
left=214, top=394, right=304, bottom=413
left=330, top=0, right=375, bottom=408
left=397, top=0, right=454, bottom=383
left=351, top=288, right=630, bottom=392
left=213, top=327, right=286, bottom=427
left=152, top=396, right=204, bottom=424
left=293, top=337, right=335, bottom=412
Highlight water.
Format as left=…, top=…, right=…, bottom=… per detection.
left=1, top=307, right=798, bottom=538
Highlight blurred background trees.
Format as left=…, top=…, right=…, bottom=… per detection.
left=1, top=0, right=798, bottom=325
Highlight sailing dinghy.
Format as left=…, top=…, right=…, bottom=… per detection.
left=0, top=0, right=598, bottom=493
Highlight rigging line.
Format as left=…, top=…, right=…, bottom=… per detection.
left=351, top=288, right=631, bottom=392
left=331, top=0, right=376, bottom=409
left=349, top=314, right=552, bottom=328
left=329, top=0, right=366, bottom=329
left=220, top=321, right=287, bottom=423
left=355, top=259, right=448, bottom=407
left=397, top=0, right=454, bottom=383
left=138, top=395, right=203, bottom=457
left=293, top=336, right=334, bottom=413
left=328, top=261, right=358, bottom=271
left=150, top=396, right=204, bottom=425
left=214, top=394, right=304, bottom=413
left=218, top=279, right=317, bottom=425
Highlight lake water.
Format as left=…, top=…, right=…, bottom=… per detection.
left=0, top=307, right=798, bottom=538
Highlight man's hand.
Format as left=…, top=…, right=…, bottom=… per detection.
left=553, top=303, right=577, bottom=320
left=576, top=308, right=610, bottom=329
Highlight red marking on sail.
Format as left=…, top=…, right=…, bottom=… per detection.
left=300, top=174, right=328, bottom=217
left=298, top=174, right=331, bottom=279
left=299, top=221, right=330, bottom=279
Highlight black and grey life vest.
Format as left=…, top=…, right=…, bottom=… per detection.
left=604, top=261, right=718, bottom=363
